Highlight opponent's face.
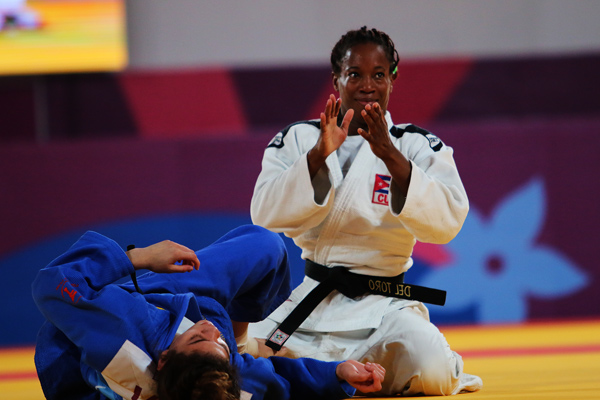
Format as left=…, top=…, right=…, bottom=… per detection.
left=333, top=42, right=397, bottom=131
left=168, top=320, right=230, bottom=360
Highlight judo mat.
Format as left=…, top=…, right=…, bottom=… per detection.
left=1, top=319, right=599, bottom=399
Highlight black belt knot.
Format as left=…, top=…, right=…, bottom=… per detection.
left=265, top=260, right=446, bottom=352
left=306, top=262, right=405, bottom=299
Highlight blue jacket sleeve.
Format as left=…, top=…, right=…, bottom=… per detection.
left=236, top=353, right=355, bottom=400
left=269, top=356, right=356, bottom=400
left=31, top=231, right=168, bottom=371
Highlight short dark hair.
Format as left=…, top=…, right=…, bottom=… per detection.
left=155, top=350, right=240, bottom=400
left=330, top=26, right=400, bottom=76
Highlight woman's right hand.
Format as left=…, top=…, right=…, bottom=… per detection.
left=307, top=94, right=354, bottom=178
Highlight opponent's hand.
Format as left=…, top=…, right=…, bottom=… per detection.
left=127, top=241, right=200, bottom=273
left=358, top=102, right=398, bottom=161
left=307, top=95, right=353, bottom=178
left=241, top=338, right=289, bottom=359
left=336, top=360, right=385, bottom=393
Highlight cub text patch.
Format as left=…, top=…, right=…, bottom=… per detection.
left=372, top=174, right=391, bottom=205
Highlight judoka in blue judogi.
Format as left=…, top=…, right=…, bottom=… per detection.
left=32, top=225, right=384, bottom=400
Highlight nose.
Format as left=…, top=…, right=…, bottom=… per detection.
left=360, top=76, right=375, bottom=92
left=199, top=321, right=221, bottom=341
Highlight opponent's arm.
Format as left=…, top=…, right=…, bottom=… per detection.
left=268, top=356, right=384, bottom=399
left=32, top=232, right=170, bottom=371
left=126, top=240, right=199, bottom=273
left=235, top=326, right=285, bottom=358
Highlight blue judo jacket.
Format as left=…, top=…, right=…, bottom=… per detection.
left=32, top=225, right=355, bottom=400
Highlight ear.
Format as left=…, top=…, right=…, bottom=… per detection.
left=332, top=72, right=339, bottom=92
left=157, top=350, right=169, bottom=371
left=390, top=69, right=398, bottom=93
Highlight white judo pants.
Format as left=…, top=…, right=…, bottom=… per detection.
left=250, top=306, right=471, bottom=396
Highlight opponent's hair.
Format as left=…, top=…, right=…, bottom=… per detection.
left=330, top=26, right=400, bottom=76
left=155, top=350, right=240, bottom=400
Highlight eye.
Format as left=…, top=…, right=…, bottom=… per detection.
left=375, top=72, right=385, bottom=79
left=189, top=335, right=206, bottom=345
left=348, top=72, right=359, bottom=78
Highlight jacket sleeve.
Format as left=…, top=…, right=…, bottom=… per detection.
left=269, top=356, right=355, bottom=400
left=31, top=231, right=157, bottom=371
left=251, top=124, right=335, bottom=235
left=392, top=129, right=469, bottom=244
left=236, top=353, right=355, bottom=400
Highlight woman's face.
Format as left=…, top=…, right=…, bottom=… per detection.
left=168, top=320, right=230, bottom=360
left=333, top=42, right=397, bottom=130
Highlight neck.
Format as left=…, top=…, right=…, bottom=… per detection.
left=337, top=113, right=365, bottom=136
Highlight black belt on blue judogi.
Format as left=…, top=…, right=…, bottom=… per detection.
left=265, top=259, right=447, bottom=352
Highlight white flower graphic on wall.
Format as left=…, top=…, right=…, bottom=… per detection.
left=419, top=177, right=588, bottom=323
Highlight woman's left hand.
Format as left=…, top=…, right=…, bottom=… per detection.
left=358, top=102, right=398, bottom=161
left=358, top=102, right=412, bottom=195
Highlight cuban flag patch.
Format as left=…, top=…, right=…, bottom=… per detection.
left=372, top=174, right=391, bottom=205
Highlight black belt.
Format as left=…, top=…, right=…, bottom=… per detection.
left=266, top=260, right=447, bottom=352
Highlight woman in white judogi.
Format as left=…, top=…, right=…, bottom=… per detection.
left=247, top=27, right=482, bottom=396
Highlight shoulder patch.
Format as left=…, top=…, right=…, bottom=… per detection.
left=267, top=132, right=285, bottom=148
left=267, top=120, right=320, bottom=149
left=404, top=124, right=444, bottom=152
left=425, top=134, right=443, bottom=152
left=390, top=126, right=405, bottom=138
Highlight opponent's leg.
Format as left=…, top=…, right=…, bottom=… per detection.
left=123, top=225, right=292, bottom=322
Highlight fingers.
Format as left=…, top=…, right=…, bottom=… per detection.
left=318, top=95, right=349, bottom=156
left=333, top=96, right=341, bottom=117
left=168, top=263, right=196, bottom=273
left=172, top=244, right=200, bottom=270
left=359, top=103, right=393, bottom=159
left=323, top=94, right=343, bottom=120
left=365, top=362, right=385, bottom=390
left=143, top=241, right=201, bottom=273
left=360, top=102, right=384, bottom=132
left=324, top=96, right=333, bottom=118
left=340, top=108, right=354, bottom=133
left=323, top=94, right=338, bottom=118
left=341, top=360, right=385, bottom=393
left=320, top=97, right=335, bottom=134
left=339, top=360, right=370, bottom=381
left=182, top=255, right=200, bottom=270
left=357, top=127, right=369, bottom=141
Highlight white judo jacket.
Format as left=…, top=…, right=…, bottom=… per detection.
left=250, top=112, right=469, bottom=332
